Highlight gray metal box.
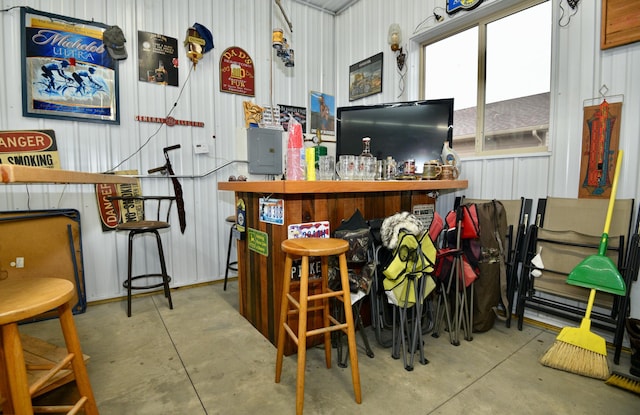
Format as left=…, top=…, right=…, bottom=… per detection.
left=247, top=128, right=283, bottom=175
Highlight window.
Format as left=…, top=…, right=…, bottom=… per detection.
left=422, top=0, right=551, bottom=157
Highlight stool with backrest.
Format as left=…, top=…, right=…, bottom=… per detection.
left=223, top=215, right=238, bottom=291
left=109, top=195, right=176, bottom=317
left=275, top=238, right=362, bottom=415
left=0, top=277, right=99, bottom=415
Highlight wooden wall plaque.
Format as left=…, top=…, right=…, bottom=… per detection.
left=601, top=0, right=640, bottom=50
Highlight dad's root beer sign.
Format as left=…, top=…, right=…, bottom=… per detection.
left=0, top=130, right=61, bottom=168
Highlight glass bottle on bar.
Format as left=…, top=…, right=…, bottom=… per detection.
left=360, top=136, right=373, bottom=158
left=359, top=137, right=374, bottom=179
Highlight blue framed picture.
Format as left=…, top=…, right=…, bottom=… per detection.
left=21, top=8, right=120, bottom=124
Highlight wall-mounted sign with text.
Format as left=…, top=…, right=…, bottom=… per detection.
left=138, top=30, right=179, bottom=86
left=220, top=46, right=255, bottom=96
left=0, top=130, right=60, bottom=169
left=95, top=170, right=142, bottom=232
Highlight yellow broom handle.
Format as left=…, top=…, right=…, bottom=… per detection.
left=603, top=150, right=623, bottom=236
left=583, top=288, right=596, bottom=320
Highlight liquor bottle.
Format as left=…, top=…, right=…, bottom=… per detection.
left=360, top=137, right=374, bottom=157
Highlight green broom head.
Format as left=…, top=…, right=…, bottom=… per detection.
left=566, top=233, right=626, bottom=296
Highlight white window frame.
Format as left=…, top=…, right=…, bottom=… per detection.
left=413, top=0, right=554, bottom=157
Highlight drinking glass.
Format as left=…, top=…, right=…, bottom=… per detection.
left=318, top=155, right=335, bottom=180
left=336, top=155, right=356, bottom=180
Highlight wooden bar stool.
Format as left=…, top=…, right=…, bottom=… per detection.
left=275, top=238, right=362, bottom=415
left=0, top=277, right=99, bottom=415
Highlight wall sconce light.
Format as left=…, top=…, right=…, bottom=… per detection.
left=272, top=28, right=294, bottom=67
left=388, top=23, right=406, bottom=71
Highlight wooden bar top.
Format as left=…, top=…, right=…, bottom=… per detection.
left=0, top=164, right=137, bottom=185
left=218, top=179, right=468, bottom=194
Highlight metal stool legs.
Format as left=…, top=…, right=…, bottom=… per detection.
left=224, top=222, right=238, bottom=291
left=124, top=229, right=173, bottom=317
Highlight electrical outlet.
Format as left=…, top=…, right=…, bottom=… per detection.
left=16, top=257, right=24, bottom=268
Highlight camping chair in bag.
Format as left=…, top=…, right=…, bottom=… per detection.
left=462, top=197, right=533, bottom=328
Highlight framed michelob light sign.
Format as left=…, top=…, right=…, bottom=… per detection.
left=21, top=8, right=120, bottom=124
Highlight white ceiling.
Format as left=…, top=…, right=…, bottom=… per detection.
left=291, top=0, right=361, bottom=15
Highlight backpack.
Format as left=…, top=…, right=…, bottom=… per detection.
left=330, top=209, right=375, bottom=293
left=472, top=200, right=509, bottom=332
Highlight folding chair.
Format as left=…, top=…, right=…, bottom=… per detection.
left=432, top=205, right=475, bottom=345
left=370, top=217, right=436, bottom=352
left=516, top=196, right=636, bottom=364
left=368, top=218, right=395, bottom=348
left=382, top=230, right=436, bottom=370
left=332, top=210, right=376, bottom=367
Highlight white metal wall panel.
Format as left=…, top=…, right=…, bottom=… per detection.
left=0, top=0, right=335, bottom=302
left=334, top=0, right=640, bottom=318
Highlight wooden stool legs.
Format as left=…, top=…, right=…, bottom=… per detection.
left=337, top=252, right=362, bottom=405
left=275, top=244, right=361, bottom=415
left=58, top=301, right=99, bottom=415
left=0, top=302, right=98, bottom=415
left=274, top=254, right=293, bottom=385
left=1, top=323, right=31, bottom=414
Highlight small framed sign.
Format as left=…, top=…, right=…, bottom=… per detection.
left=220, top=46, right=255, bottom=96
left=348, top=52, right=383, bottom=101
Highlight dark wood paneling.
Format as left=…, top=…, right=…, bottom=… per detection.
left=234, top=189, right=437, bottom=355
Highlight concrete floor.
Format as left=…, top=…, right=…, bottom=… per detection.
left=20, top=282, right=639, bottom=415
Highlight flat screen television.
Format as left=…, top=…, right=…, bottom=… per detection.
left=336, top=99, right=454, bottom=174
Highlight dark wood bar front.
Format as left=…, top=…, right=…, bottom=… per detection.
left=218, top=180, right=468, bottom=355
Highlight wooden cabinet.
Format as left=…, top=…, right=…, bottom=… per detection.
left=218, top=180, right=467, bottom=355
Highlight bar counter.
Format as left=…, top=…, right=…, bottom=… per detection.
left=218, top=179, right=468, bottom=355
left=218, top=178, right=467, bottom=194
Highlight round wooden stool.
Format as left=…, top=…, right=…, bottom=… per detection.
left=0, top=277, right=99, bottom=415
left=275, top=238, right=362, bottom=415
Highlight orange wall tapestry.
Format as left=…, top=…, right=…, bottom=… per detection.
left=579, top=100, right=622, bottom=198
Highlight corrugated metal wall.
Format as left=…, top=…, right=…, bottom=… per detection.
left=0, top=0, right=335, bottom=301
left=2, top=0, right=639, bottom=317
left=333, top=0, right=640, bottom=318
